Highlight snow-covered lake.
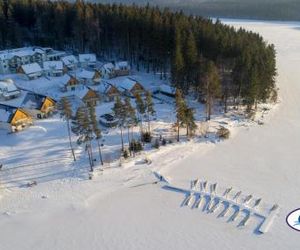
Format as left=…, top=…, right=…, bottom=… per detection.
left=1, top=20, right=300, bottom=249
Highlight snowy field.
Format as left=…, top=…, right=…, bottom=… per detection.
left=1, top=20, right=300, bottom=249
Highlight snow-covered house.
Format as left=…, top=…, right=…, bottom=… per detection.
left=0, top=103, right=32, bottom=132
left=110, top=77, right=145, bottom=97
left=115, top=61, right=131, bottom=77
left=43, top=61, right=65, bottom=77
left=61, top=55, right=78, bottom=70
left=71, top=69, right=101, bottom=85
left=79, top=54, right=97, bottom=68
left=59, top=75, right=82, bottom=92
left=69, top=87, right=99, bottom=107
left=0, top=54, right=10, bottom=74
left=21, top=92, right=56, bottom=119
left=0, top=47, right=47, bottom=73
left=100, top=63, right=116, bottom=79
left=92, top=82, right=120, bottom=102
left=0, top=79, right=21, bottom=101
left=17, top=63, right=43, bottom=80
left=44, top=48, right=66, bottom=61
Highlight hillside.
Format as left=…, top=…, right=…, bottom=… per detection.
left=91, top=0, right=300, bottom=21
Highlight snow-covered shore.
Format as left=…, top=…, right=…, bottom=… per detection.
left=1, top=20, right=300, bottom=250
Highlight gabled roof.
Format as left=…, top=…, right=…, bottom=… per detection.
left=72, top=69, right=95, bottom=80
left=61, top=55, right=78, bottom=66
left=0, top=104, right=17, bottom=123
left=43, top=61, right=64, bottom=71
left=101, top=63, right=115, bottom=72
left=79, top=54, right=96, bottom=63
left=0, top=47, right=46, bottom=61
left=21, top=92, right=49, bottom=110
left=0, top=79, right=19, bottom=93
left=108, top=77, right=138, bottom=91
left=21, top=63, right=42, bottom=75
left=115, top=61, right=130, bottom=70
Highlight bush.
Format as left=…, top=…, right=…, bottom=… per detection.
left=217, top=127, right=230, bottom=139
left=130, top=140, right=143, bottom=152
left=123, top=149, right=129, bottom=159
left=141, top=131, right=152, bottom=143
left=153, top=139, right=160, bottom=149
left=168, top=139, right=173, bottom=144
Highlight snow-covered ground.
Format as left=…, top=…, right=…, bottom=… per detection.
left=1, top=20, right=300, bottom=249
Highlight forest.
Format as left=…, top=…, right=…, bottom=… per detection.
left=94, top=0, right=300, bottom=21
left=0, top=0, right=277, bottom=109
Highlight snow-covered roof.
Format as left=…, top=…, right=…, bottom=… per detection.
left=72, top=69, right=95, bottom=80
left=0, top=79, right=19, bottom=93
left=67, top=87, right=90, bottom=100
left=115, top=61, right=130, bottom=70
left=0, top=104, right=17, bottom=123
left=61, top=55, right=78, bottom=66
left=43, top=61, right=63, bottom=71
left=79, top=54, right=96, bottom=63
left=108, top=77, right=138, bottom=91
left=22, top=92, right=49, bottom=110
left=101, top=63, right=115, bottom=72
left=0, top=47, right=46, bottom=61
left=21, top=63, right=42, bottom=75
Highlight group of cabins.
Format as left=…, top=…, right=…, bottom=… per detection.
left=0, top=47, right=177, bottom=133
left=0, top=46, right=131, bottom=82
left=0, top=86, right=56, bottom=132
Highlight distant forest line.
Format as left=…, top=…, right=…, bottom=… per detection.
left=92, top=0, right=300, bottom=21
left=0, top=0, right=277, bottom=109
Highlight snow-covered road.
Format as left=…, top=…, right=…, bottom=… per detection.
left=1, top=20, right=300, bottom=250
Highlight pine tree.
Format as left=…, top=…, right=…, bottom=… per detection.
left=57, top=97, right=76, bottom=161
left=113, top=96, right=126, bottom=151
left=184, top=107, right=197, bottom=137
left=172, top=26, right=184, bottom=89
left=174, top=89, right=187, bottom=142
left=134, top=92, right=146, bottom=136
left=88, top=103, right=103, bottom=166
left=201, top=60, right=221, bottom=120
left=124, top=96, right=136, bottom=155
left=72, top=106, right=94, bottom=171
left=145, top=91, right=155, bottom=134
left=184, top=31, right=198, bottom=89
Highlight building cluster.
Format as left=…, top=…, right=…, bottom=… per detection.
left=0, top=46, right=175, bottom=133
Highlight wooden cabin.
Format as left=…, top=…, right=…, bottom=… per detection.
left=0, top=104, right=33, bottom=132
left=114, top=61, right=131, bottom=77
left=17, top=63, right=43, bottom=80
left=82, top=89, right=99, bottom=106
left=21, top=92, right=56, bottom=119
left=73, top=69, right=101, bottom=85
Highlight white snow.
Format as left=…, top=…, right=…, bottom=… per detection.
left=43, top=61, right=63, bottom=71
left=78, top=54, right=96, bottom=63
left=21, top=63, right=42, bottom=75
left=0, top=20, right=300, bottom=250
left=61, top=55, right=78, bottom=66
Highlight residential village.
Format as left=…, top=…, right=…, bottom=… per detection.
left=0, top=46, right=176, bottom=135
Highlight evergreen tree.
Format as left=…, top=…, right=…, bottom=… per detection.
left=57, top=97, right=76, bottom=162
left=174, top=89, right=187, bottom=142
left=113, top=96, right=126, bottom=151
left=124, top=96, right=136, bottom=155
left=201, top=60, right=221, bottom=120
left=171, top=27, right=184, bottom=89
left=88, top=103, right=103, bottom=166
left=134, top=92, right=146, bottom=136
left=145, top=91, right=155, bottom=134
left=72, top=106, right=94, bottom=171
